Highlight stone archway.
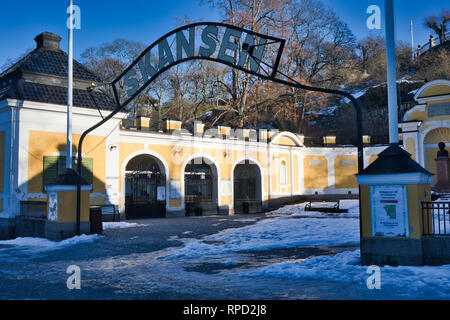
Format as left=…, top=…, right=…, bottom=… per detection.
left=124, top=154, right=166, bottom=219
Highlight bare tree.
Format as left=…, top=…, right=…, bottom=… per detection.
left=425, top=10, right=450, bottom=44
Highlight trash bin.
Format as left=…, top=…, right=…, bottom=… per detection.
left=90, top=206, right=103, bottom=234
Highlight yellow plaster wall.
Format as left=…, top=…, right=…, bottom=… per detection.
left=293, top=154, right=299, bottom=193
left=273, top=137, right=297, bottom=146
left=421, top=85, right=450, bottom=98
left=323, top=136, right=336, bottom=145
left=369, top=155, right=378, bottom=165
left=303, top=156, right=328, bottom=190
left=218, top=127, right=231, bottom=136
left=279, top=154, right=290, bottom=194
left=408, top=100, right=450, bottom=122
left=28, top=131, right=106, bottom=194
left=407, top=184, right=431, bottom=239
left=425, top=148, right=439, bottom=184
left=405, top=138, right=416, bottom=161
left=408, top=109, right=426, bottom=121
left=334, top=156, right=358, bottom=189
left=51, top=190, right=90, bottom=223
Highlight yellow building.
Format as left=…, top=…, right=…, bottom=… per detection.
left=399, top=79, right=450, bottom=185
left=0, top=32, right=391, bottom=239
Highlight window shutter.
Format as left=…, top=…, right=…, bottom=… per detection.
left=43, top=156, right=60, bottom=188
left=81, top=158, right=94, bottom=184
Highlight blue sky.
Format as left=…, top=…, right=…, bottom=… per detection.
left=0, top=0, right=448, bottom=68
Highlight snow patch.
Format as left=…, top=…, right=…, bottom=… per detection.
left=0, top=234, right=101, bottom=253
left=163, top=215, right=360, bottom=259
left=244, top=250, right=450, bottom=298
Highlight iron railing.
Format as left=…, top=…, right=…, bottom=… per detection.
left=417, top=32, right=450, bottom=56
left=422, top=201, right=450, bottom=236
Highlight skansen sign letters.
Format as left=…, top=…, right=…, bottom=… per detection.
left=112, top=23, right=285, bottom=105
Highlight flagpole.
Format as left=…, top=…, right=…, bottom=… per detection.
left=385, top=0, right=399, bottom=144
left=67, top=0, right=74, bottom=169
left=411, top=20, right=415, bottom=60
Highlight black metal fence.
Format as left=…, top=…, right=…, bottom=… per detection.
left=20, top=201, right=47, bottom=219
left=422, top=202, right=450, bottom=236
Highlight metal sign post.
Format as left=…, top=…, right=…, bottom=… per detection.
left=67, top=0, right=74, bottom=169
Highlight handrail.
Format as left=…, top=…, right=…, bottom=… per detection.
left=417, top=31, right=450, bottom=56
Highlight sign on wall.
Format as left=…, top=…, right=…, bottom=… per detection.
left=157, top=186, right=166, bottom=201
left=170, top=180, right=181, bottom=199
left=370, top=185, right=409, bottom=237
left=48, top=192, right=58, bottom=221
left=221, top=180, right=232, bottom=196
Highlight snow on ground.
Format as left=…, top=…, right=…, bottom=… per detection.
left=102, top=222, right=145, bottom=230
left=162, top=214, right=360, bottom=259
left=0, top=234, right=100, bottom=254
left=244, top=249, right=450, bottom=298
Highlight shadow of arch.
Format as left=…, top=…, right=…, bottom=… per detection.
left=232, top=159, right=262, bottom=214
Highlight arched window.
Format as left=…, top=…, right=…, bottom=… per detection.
left=280, top=160, right=287, bottom=184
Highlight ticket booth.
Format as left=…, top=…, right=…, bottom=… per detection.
left=356, top=144, right=434, bottom=266
left=44, top=169, right=92, bottom=240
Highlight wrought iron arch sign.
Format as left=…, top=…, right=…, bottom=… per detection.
left=76, top=22, right=364, bottom=234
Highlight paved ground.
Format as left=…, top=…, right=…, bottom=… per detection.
left=0, top=214, right=365, bottom=300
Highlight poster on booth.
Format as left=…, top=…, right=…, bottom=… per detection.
left=370, top=185, right=409, bottom=238
left=48, top=192, right=58, bottom=221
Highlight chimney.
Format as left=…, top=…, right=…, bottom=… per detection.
left=162, top=119, right=182, bottom=133
left=34, top=32, right=62, bottom=51
left=323, top=136, right=336, bottom=146
left=193, top=121, right=205, bottom=136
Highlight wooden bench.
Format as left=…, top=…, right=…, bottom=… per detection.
left=304, top=200, right=347, bottom=213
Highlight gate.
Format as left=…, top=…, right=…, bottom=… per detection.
left=125, top=171, right=166, bottom=219
left=233, top=162, right=262, bottom=214
left=422, top=201, right=450, bottom=236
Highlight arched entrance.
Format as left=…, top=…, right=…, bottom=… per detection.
left=233, top=160, right=262, bottom=214
left=184, top=157, right=218, bottom=216
left=424, top=127, right=450, bottom=184
left=125, top=154, right=166, bottom=219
